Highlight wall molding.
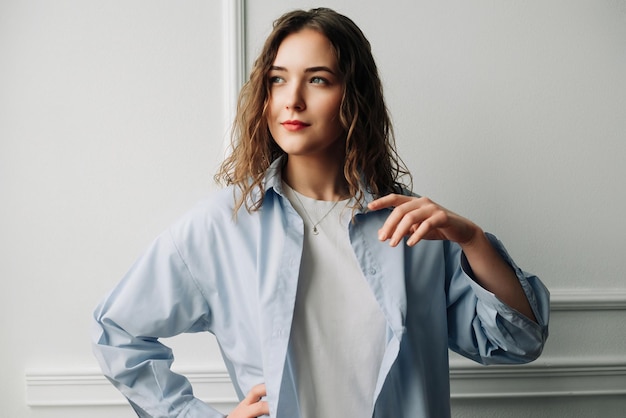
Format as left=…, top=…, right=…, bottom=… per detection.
left=26, top=358, right=626, bottom=408
left=449, top=358, right=626, bottom=399
left=221, top=0, right=245, bottom=123
left=220, top=0, right=246, bottom=155
left=25, top=368, right=237, bottom=407
left=550, top=288, right=626, bottom=311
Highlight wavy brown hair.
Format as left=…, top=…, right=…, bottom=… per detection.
left=215, top=8, right=411, bottom=213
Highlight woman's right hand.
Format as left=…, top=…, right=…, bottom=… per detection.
left=227, top=383, right=269, bottom=418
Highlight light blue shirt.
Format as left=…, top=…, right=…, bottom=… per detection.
left=92, top=158, right=550, bottom=418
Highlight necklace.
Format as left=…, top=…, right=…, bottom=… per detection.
left=291, top=190, right=341, bottom=235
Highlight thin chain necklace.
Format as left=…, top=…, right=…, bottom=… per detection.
left=291, top=190, right=341, bottom=235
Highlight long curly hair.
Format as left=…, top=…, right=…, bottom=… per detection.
left=215, top=7, right=411, bottom=213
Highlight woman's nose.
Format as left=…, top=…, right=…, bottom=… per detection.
left=285, top=85, right=305, bottom=111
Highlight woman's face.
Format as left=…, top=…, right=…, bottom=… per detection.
left=266, top=29, right=345, bottom=162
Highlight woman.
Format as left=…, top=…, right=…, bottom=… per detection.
left=92, top=8, right=549, bottom=418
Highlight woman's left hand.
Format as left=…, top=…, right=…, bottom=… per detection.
left=368, top=194, right=481, bottom=247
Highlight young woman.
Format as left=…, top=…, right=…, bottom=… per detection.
left=92, top=8, right=549, bottom=418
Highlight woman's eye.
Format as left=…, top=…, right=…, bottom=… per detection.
left=269, top=75, right=285, bottom=84
left=310, top=76, right=327, bottom=84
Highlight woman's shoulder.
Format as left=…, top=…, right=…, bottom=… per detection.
left=167, top=187, right=239, bottom=235
left=196, top=186, right=239, bottom=214
left=181, top=185, right=256, bottom=224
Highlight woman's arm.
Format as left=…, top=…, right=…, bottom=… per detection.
left=368, top=194, right=536, bottom=322
left=91, top=230, right=223, bottom=417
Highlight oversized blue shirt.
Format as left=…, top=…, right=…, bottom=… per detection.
left=92, top=159, right=550, bottom=417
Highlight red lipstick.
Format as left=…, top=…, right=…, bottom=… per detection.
left=281, top=120, right=310, bottom=132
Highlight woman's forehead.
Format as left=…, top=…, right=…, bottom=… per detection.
left=272, top=29, right=337, bottom=68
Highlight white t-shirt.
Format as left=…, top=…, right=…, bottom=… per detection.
left=283, top=183, right=387, bottom=418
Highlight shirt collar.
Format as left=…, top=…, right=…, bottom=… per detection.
left=263, top=156, right=287, bottom=196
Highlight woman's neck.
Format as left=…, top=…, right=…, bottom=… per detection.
left=282, top=156, right=349, bottom=201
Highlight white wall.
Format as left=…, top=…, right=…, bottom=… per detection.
left=2, top=1, right=625, bottom=417
left=1, top=1, right=227, bottom=416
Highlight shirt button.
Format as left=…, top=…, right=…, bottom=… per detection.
left=369, top=267, right=377, bottom=275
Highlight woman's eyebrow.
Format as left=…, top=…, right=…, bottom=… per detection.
left=305, top=66, right=336, bottom=74
left=270, top=65, right=336, bottom=74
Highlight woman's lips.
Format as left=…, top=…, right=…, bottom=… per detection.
left=281, top=120, right=310, bottom=131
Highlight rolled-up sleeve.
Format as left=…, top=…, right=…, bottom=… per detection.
left=446, top=233, right=550, bottom=365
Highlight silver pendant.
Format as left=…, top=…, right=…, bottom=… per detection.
left=312, top=226, right=319, bottom=235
